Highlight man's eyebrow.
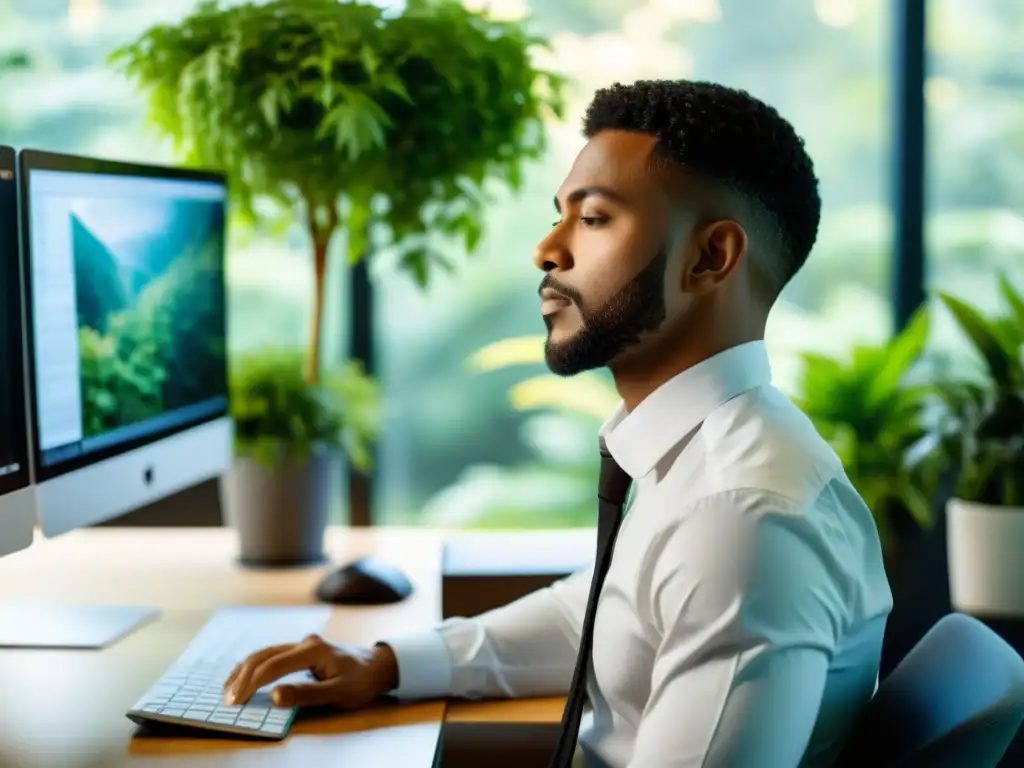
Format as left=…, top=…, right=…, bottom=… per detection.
left=553, top=186, right=629, bottom=213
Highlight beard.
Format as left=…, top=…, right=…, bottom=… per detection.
left=541, top=246, right=668, bottom=376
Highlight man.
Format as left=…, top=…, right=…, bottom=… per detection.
left=224, top=80, right=893, bottom=767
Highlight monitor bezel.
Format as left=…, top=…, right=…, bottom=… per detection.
left=18, top=148, right=230, bottom=483
left=0, top=145, right=32, bottom=496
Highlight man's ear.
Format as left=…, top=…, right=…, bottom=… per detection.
left=682, top=219, right=747, bottom=293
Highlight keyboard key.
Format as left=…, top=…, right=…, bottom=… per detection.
left=260, top=722, right=287, bottom=735
left=183, top=710, right=211, bottom=722
left=209, top=713, right=238, bottom=725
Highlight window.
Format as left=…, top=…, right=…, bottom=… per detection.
left=1, top=0, right=350, bottom=520
left=925, top=0, right=1024, bottom=366
left=374, top=0, right=893, bottom=528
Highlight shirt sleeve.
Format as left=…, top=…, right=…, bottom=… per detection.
left=627, top=489, right=850, bottom=767
left=380, top=562, right=593, bottom=701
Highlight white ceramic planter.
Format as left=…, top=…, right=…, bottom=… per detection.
left=947, top=497, right=1024, bottom=616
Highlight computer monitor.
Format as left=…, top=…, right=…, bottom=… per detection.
left=0, top=145, right=36, bottom=558
left=19, top=149, right=232, bottom=537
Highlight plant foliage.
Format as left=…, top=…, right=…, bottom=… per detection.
left=794, top=307, right=936, bottom=553
left=0, top=51, right=29, bottom=73
left=230, top=349, right=382, bottom=471
left=111, top=0, right=565, bottom=378
left=111, top=0, right=562, bottom=469
left=918, top=274, right=1024, bottom=506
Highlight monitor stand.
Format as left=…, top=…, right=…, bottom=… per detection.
left=0, top=603, right=160, bottom=650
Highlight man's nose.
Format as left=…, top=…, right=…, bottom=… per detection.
left=533, top=227, right=573, bottom=273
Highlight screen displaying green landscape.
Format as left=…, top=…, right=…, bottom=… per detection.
left=70, top=195, right=227, bottom=438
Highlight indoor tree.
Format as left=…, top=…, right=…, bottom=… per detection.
left=109, top=0, right=563, bottom=559
left=110, top=0, right=564, bottom=383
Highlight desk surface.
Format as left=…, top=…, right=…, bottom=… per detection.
left=446, top=696, right=565, bottom=724
left=0, top=527, right=446, bottom=768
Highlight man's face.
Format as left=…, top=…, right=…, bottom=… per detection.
left=534, top=131, right=682, bottom=376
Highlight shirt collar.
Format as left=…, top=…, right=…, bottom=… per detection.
left=598, top=341, right=773, bottom=480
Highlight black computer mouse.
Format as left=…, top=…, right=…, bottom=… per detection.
left=314, top=557, right=413, bottom=605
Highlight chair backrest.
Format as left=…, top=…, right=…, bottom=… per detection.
left=836, top=612, right=1024, bottom=767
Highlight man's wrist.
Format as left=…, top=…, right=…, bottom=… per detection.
left=370, top=642, right=400, bottom=693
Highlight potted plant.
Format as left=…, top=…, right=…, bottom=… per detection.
left=923, top=275, right=1024, bottom=616
left=111, top=0, right=563, bottom=563
left=792, top=306, right=937, bottom=561
left=227, top=350, right=380, bottom=564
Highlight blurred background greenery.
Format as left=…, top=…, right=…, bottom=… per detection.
left=1, top=0, right=1021, bottom=531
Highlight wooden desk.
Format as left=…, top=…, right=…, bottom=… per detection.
left=441, top=697, right=566, bottom=768
left=446, top=697, right=565, bottom=724
left=0, top=527, right=446, bottom=768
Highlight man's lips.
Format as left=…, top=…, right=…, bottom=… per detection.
left=540, top=288, right=572, bottom=316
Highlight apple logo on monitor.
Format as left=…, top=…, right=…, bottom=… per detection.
left=143, top=466, right=154, bottom=486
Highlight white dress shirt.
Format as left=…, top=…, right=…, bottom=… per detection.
left=382, top=341, right=893, bottom=767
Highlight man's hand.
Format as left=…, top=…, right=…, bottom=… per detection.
left=223, top=634, right=400, bottom=709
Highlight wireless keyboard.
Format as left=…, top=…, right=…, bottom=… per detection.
left=126, top=606, right=332, bottom=740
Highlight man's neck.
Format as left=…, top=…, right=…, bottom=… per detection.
left=610, top=325, right=765, bottom=412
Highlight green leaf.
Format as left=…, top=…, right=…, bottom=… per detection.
left=998, top=272, right=1024, bottom=338
left=376, top=72, right=412, bottom=103
left=864, top=305, right=928, bottom=408
left=899, top=484, right=935, bottom=530
left=360, top=46, right=380, bottom=75
left=401, top=248, right=430, bottom=288
left=939, top=292, right=1015, bottom=387
left=259, top=88, right=279, bottom=129
left=0, top=51, right=30, bottom=73
left=231, top=348, right=382, bottom=468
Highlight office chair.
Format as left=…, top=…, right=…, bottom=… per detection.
left=836, top=612, right=1024, bottom=767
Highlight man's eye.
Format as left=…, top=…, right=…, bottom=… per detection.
left=550, top=216, right=609, bottom=228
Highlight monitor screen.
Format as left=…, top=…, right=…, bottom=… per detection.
left=21, top=153, right=228, bottom=480
left=0, top=145, right=30, bottom=496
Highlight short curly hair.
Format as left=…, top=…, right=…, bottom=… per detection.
left=583, top=80, right=821, bottom=298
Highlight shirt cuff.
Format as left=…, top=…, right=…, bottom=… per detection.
left=378, top=629, right=453, bottom=700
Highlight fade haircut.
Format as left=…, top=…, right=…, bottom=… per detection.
left=583, top=80, right=821, bottom=299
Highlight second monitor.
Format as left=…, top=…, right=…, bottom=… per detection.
left=0, top=145, right=36, bottom=558
left=19, top=150, right=233, bottom=537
